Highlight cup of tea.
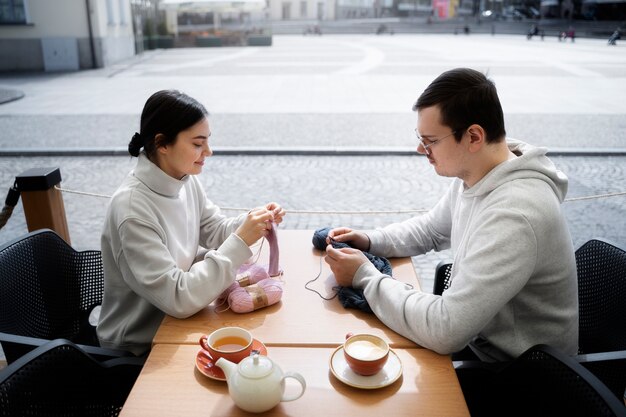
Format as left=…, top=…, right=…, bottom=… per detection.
left=343, top=333, right=389, bottom=376
left=199, top=327, right=253, bottom=364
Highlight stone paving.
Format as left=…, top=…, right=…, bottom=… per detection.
left=0, top=34, right=625, bottom=291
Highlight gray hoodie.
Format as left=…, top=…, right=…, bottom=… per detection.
left=354, top=139, right=578, bottom=361
left=97, top=153, right=251, bottom=355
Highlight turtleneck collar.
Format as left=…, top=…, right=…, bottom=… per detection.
left=133, top=152, right=189, bottom=198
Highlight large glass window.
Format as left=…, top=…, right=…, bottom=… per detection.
left=0, top=0, right=27, bottom=24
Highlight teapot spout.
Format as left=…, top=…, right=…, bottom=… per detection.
left=216, top=357, right=237, bottom=381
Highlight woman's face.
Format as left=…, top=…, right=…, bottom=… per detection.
left=155, top=117, right=212, bottom=180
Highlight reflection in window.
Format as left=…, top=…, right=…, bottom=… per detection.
left=106, top=0, right=116, bottom=24
left=0, top=0, right=27, bottom=24
left=300, top=1, right=307, bottom=18
left=118, top=0, right=126, bottom=24
left=177, top=12, right=214, bottom=25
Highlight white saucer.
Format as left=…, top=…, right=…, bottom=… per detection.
left=329, top=346, right=402, bottom=389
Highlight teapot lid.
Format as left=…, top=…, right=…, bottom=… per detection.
left=239, top=352, right=274, bottom=379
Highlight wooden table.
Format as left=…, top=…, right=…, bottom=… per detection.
left=154, top=230, right=421, bottom=348
left=119, top=344, right=470, bottom=417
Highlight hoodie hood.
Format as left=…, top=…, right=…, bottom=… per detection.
left=466, top=138, right=569, bottom=202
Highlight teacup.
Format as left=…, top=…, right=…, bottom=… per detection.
left=343, top=333, right=389, bottom=376
left=199, top=327, right=253, bottom=364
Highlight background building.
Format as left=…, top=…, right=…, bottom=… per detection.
left=161, top=0, right=267, bottom=36
left=0, top=0, right=620, bottom=72
left=267, top=0, right=336, bottom=20
left=0, top=0, right=135, bottom=72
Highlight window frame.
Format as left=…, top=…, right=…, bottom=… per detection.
left=0, top=0, right=30, bottom=25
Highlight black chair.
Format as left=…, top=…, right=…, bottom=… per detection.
left=456, top=344, right=626, bottom=417
left=574, top=238, right=626, bottom=400
left=0, top=338, right=144, bottom=417
left=436, top=239, right=626, bottom=400
left=0, top=229, right=104, bottom=363
left=433, top=259, right=453, bottom=296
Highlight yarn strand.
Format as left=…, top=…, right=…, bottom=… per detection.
left=304, top=254, right=340, bottom=301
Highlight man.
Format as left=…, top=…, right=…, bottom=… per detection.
left=325, top=68, right=578, bottom=362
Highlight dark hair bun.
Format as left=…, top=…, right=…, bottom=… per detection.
left=128, top=132, right=143, bottom=157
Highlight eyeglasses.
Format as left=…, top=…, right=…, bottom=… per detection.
left=415, top=129, right=457, bottom=156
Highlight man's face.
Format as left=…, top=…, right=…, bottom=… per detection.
left=416, top=106, right=467, bottom=179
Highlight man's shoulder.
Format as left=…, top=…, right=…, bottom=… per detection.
left=482, top=178, right=563, bottom=223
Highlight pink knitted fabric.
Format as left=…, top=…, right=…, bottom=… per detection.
left=266, top=223, right=282, bottom=277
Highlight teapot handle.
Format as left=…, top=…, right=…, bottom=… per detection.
left=280, top=371, right=306, bottom=402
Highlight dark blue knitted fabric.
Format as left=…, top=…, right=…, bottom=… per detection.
left=312, top=227, right=393, bottom=314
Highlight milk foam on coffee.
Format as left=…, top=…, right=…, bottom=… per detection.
left=346, top=340, right=387, bottom=360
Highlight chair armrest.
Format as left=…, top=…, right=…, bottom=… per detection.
left=0, top=331, right=139, bottom=364
left=575, top=350, right=626, bottom=363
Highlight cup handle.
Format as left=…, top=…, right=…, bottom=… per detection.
left=280, top=372, right=306, bottom=402
left=345, top=332, right=353, bottom=340
left=199, top=334, right=211, bottom=352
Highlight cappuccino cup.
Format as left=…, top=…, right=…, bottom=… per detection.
left=199, top=326, right=253, bottom=364
left=343, top=333, right=389, bottom=376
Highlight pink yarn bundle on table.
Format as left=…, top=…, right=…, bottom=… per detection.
left=216, top=222, right=283, bottom=311
left=237, top=263, right=271, bottom=286
left=228, top=278, right=283, bottom=313
left=216, top=264, right=269, bottom=305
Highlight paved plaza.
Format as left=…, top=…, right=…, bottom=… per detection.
left=0, top=34, right=625, bottom=291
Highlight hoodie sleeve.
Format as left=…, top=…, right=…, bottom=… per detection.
left=367, top=181, right=455, bottom=258
left=115, top=217, right=252, bottom=319
left=352, top=205, right=537, bottom=354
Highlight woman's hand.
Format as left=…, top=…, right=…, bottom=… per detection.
left=327, top=227, right=371, bottom=251
left=235, top=207, right=275, bottom=246
left=265, top=202, right=285, bottom=224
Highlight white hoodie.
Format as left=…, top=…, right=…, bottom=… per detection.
left=355, top=139, right=578, bottom=361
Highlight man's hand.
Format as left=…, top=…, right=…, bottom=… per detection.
left=325, top=246, right=369, bottom=287
left=327, top=227, right=370, bottom=251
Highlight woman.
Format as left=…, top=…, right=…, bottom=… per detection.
left=97, top=90, right=284, bottom=355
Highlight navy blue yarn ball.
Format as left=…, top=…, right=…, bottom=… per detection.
left=312, top=227, right=394, bottom=314
left=312, top=227, right=392, bottom=275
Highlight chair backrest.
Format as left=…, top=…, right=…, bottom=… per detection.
left=496, top=344, right=626, bottom=417
left=575, top=238, right=626, bottom=354
left=433, top=260, right=453, bottom=296
left=0, top=338, right=143, bottom=417
left=0, top=229, right=104, bottom=347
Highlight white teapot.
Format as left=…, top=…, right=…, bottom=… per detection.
left=216, top=352, right=306, bottom=413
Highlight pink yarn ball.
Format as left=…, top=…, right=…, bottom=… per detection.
left=216, top=263, right=270, bottom=305
left=216, top=281, right=240, bottom=305
left=215, top=224, right=282, bottom=308
left=237, top=263, right=270, bottom=286
left=228, top=278, right=283, bottom=313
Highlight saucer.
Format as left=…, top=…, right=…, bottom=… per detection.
left=195, top=339, right=268, bottom=381
left=329, top=346, right=402, bottom=389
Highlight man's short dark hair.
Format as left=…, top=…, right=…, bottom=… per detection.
left=413, top=68, right=506, bottom=143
